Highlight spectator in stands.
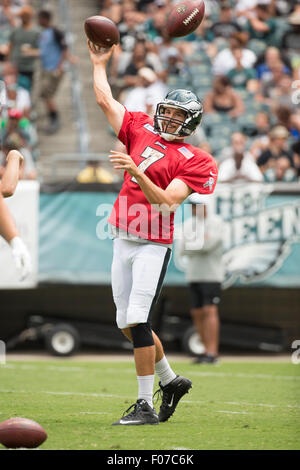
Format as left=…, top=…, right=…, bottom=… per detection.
left=263, top=156, right=297, bottom=182
left=0, top=62, right=31, bottom=117
left=273, top=75, right=298, bottom=110
left=98, top=0, right=123, bottom=24
left=219, top=131, right=248, bottom=162
left=0, top=107, right=37, bottom=153
left=0, top=0, right=20, bottom=61
left=257, top=60, right=291, bottom=108
left=255, top=46, right=291, bottom=82
left=282, top=11, right=300, bottom=59
left=227, top=46, right=258, bottom=91
left=0, top=131, right=37, bottom=180
left=212, top=31, right=257, bottom=75
left=243, top=2, right=277, bottom=45
left=234, top=0, right=260, bottom=21
left=155, top=27, right=180, bottom=68
left=144, top=3, right=168, bottom=43
left=123, top=66, right=166, bottom=115
left=76, top=160, right=114, bottom=184
left=275, top=105, right=300, bottom=140
left=257, top=125, right=294, bottom=172
left=38, top=9, right=78, bottom=135
left=203, top=75, right=245, bottom=119
left=119, top=40, right=161, bottom=88
left=249, top=112, right=272, bottom=160
left=164, top=47, right=183, bottom=77
left=6, top=5, right=40, bottom=92
left=118, top=9, right=146, bottom=56
left=218, top=132, right=263, bottom=183
left=211, top=1, right=242, bottom=39
left=291, top=140, right=300, bottom=179
left=253, top=111, right=271, bottom=136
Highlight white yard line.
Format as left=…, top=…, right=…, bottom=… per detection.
left=5, top=353, right=291, bottom=363
left=187, top=371, right=300, bottom=381
left=0, top=389, right=299, bottom=410
left=182, top=399, right=300, bottom=410
left=3, top=364, right=299, bottom=383
left=0, top=389, right=134, bottom=399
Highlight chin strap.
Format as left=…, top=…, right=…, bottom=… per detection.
left=160, top=133, right=179, bottom=142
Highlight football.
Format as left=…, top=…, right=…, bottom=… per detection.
left=167, top=1, right=205, bottom=38
left=84, top=15, right=120, bottom=48
left=0, top=417, right=47, bottom=449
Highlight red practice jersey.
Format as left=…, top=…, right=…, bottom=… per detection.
left=108, top=109, right=218, bottom=244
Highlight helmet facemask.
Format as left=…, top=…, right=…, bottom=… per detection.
left=155, top=104, right=187, bottom=139
left=154, top=90, right=203, bottom=141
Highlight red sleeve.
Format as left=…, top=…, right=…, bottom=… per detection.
left=175, top=150, right=218, bottom=194
left=118, top=108, right=152, bottom=153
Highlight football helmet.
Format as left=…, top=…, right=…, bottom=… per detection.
left=154, top=89, right=203, bottom=140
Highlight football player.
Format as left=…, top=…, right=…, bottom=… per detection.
left=88, top=42, right=218, bottom=425
left=0, top=149, right=32, bottom=281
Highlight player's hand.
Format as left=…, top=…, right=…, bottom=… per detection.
left=109, top=150, right=140, bottom=178
left=9, top=236, right=32, bottom=281
left=87, top=40, right=114, bottom=65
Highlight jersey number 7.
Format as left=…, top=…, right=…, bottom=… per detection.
left=131, top=146, right=165, bottom=183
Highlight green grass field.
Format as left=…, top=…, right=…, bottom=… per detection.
left=0, top=359, right=299, bottom=450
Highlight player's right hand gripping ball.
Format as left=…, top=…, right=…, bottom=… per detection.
left=167, top=0, right=205, bottom=38
left=84, top=15, right=120, bottom=49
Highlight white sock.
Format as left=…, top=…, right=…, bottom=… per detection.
left=155, top=356, right=177, bottom=387
left=137, top=375, right=155, bottom=408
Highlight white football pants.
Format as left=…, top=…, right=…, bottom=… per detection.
left=111, top=238, right=171, bottom=329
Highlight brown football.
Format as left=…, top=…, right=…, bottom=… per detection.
left=84, top=15, right=120, bottom=48
left=0, top=417, right=47, bottom=449
left=167, top=1, right=205, bottom=38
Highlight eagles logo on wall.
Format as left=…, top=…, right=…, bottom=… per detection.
left=217, top=184, right=300, bottom=288
left=173, top=183, right=300, bottom=289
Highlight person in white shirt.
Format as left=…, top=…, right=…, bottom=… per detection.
left=176, top=194, right=224, bottom=364
left=218, top=132, right=263, bottom=183
left=212, top=31, right=257, bottom=76
left=123, top=67, right=167, bottom=115
left=218, top=151, right=263, bottom=182
left=0, top=63, right=31, bottom=117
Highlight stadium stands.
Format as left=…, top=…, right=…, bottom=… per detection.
left=0, top=0, right=299, bottom=183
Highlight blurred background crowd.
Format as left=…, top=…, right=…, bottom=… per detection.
left=0, top=0, right=300, bottom=184
left=0, top=0, right=76, bottom=182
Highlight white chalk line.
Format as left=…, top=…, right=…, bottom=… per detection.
left=183, top=399, right=300, bottom=409
left=187, top=371, right=300, bottom=381
left=0, top=389, right=135, bottom=400
left=3, top=364, right=299, bottom=382
left=0, top=389, right=299, bottom=410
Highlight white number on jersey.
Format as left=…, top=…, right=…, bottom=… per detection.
left=131, top=146, right=165, bottom=183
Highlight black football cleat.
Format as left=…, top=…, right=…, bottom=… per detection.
left=112, top=399, right=159, bottom=426
left=193, top=354, right=219, bottom=364
left=154, top=375, right=192, bottom=423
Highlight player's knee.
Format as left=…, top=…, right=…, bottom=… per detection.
left=130, top=323, right=154, bottom=349
left=121, top=328, right=132, bottom=342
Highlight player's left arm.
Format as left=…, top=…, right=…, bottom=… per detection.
left=0, top=194, right=18, bottom=241
left=109, top=150, right=192, bottom=211
left=0, top=150, right=24, bottom=198
left=0, top=194, right=32, bottom=280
